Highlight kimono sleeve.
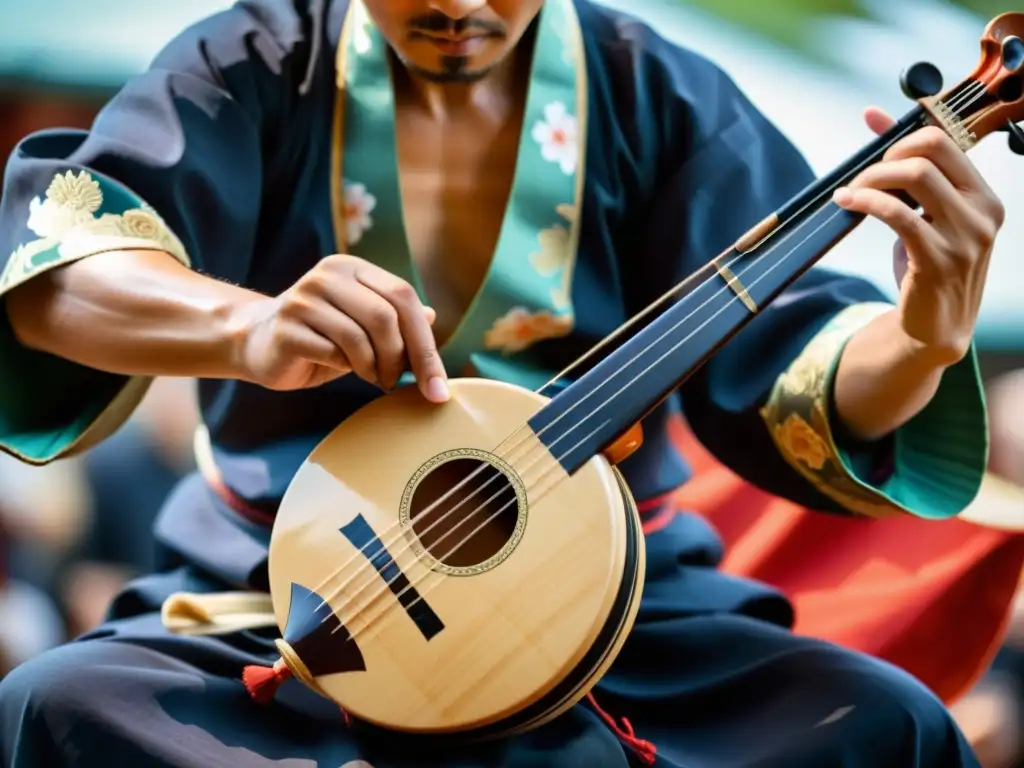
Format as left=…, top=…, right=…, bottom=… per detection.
left=0, top=3, right=310, bottom=466
left=626, top=34, right=987, bottom=520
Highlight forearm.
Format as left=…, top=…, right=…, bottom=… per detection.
left=4, top=250, right=259, bottom=380
left=832, top=309, right=949, bottom=442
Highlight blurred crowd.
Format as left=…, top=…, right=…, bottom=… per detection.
left=0, top=377, right=197, bottom=672
left=960, top=367, right=1024, bottom=767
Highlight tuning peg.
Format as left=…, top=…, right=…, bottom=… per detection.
left=900, top=62, right=944, bottom=100
left=1005, top=121, right=1024, bottom=156
left=1003, top=35, right=1024, bottom=73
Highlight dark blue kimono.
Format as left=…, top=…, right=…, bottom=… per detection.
left=0, top=0, right=988, bottom=765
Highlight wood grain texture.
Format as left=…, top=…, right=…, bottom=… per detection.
left=270, top=378, right=638, bottom=733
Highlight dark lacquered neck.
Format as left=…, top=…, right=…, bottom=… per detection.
left=527, top=104, right=931, bottom=475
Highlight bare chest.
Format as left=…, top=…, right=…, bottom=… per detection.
left=395, top=112, right=523, bottom=344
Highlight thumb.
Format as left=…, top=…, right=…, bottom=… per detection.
left=864, top=106, right=897, bottom=136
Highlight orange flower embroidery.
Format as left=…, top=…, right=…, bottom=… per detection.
left=484, top=307, right=573, bottom=355
left=773, top=413, right=830, bottom=470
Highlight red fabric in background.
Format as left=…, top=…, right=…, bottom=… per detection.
left=666, top=417, right=1024, bottom=704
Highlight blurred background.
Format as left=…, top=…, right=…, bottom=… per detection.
left=0, top=0, right=1021, bottom=765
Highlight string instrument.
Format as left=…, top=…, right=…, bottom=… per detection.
left=251, top=13, right=1024, bottom=739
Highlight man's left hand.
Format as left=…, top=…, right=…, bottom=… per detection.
left=833, top=107, right=1005, bottom=367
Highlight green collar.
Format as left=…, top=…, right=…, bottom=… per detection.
left=330, top=0, right=587, bottom=386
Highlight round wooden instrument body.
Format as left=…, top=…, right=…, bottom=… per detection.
left=269, top=378, right=645, bottom=736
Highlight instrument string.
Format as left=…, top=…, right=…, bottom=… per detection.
left=305, top=265, right=732, bottom=608
left=308, top=79, right=990, bottom=625
left=339, top=191, right=894, bottom=641
left=307, top=79, right=991, bottom=619
left=316, top=199, right=833, bottom=618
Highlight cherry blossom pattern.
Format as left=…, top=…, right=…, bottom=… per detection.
left=341, top=182, right=376, bottom=247
left=531, top=102, right=578, bottom=176
left=483, top=307, right=573, bottom=355
left=1, top=170, right=187, bottom=293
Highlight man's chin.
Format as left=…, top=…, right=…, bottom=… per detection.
left=406, top=58, right=494, bottom=84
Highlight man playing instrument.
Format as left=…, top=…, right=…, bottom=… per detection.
left=0, top=0, right=1007, bottom=766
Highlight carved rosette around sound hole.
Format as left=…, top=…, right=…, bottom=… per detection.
left=399, top=449, right=528, bottom=576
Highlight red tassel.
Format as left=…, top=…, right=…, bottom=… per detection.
left=242, top=658, right=292, bottom=704
left=585, top=692, right=658, bottom=766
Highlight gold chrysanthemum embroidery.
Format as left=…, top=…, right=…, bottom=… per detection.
left=2, top=171, right=190, bottom=294
left=529, top=225, right=570, bottom=276
left=484, top=307, right=573, bottom=355
left=47, top=171, right=102, bottom=211
left=25, top=171, right=103, bottom=239
left=773, top=412, right=830, bottom=470
left=555, top=203, right=577, bottom=223
left=529, top=203, right=577, bottom=310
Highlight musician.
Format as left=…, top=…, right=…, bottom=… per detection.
left=0, top=0, right=1005, bottom=765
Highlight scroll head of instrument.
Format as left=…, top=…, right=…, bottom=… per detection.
left=939, top=13, right=1024, bottom=151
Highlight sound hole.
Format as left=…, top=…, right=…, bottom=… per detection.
left=409, top=458, right=519, bottom=569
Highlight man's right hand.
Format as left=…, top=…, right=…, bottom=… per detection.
left=232, top=254, right=450, bottom=403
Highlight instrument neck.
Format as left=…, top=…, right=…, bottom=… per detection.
left=526, top=104, right=931, bottom=475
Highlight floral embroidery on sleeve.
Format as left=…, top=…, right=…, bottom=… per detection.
left=759, top=301, right=906, bottom=519
left=0, top=170, right=188, bottom=294
left=772, top=413, right=830, bottom=471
